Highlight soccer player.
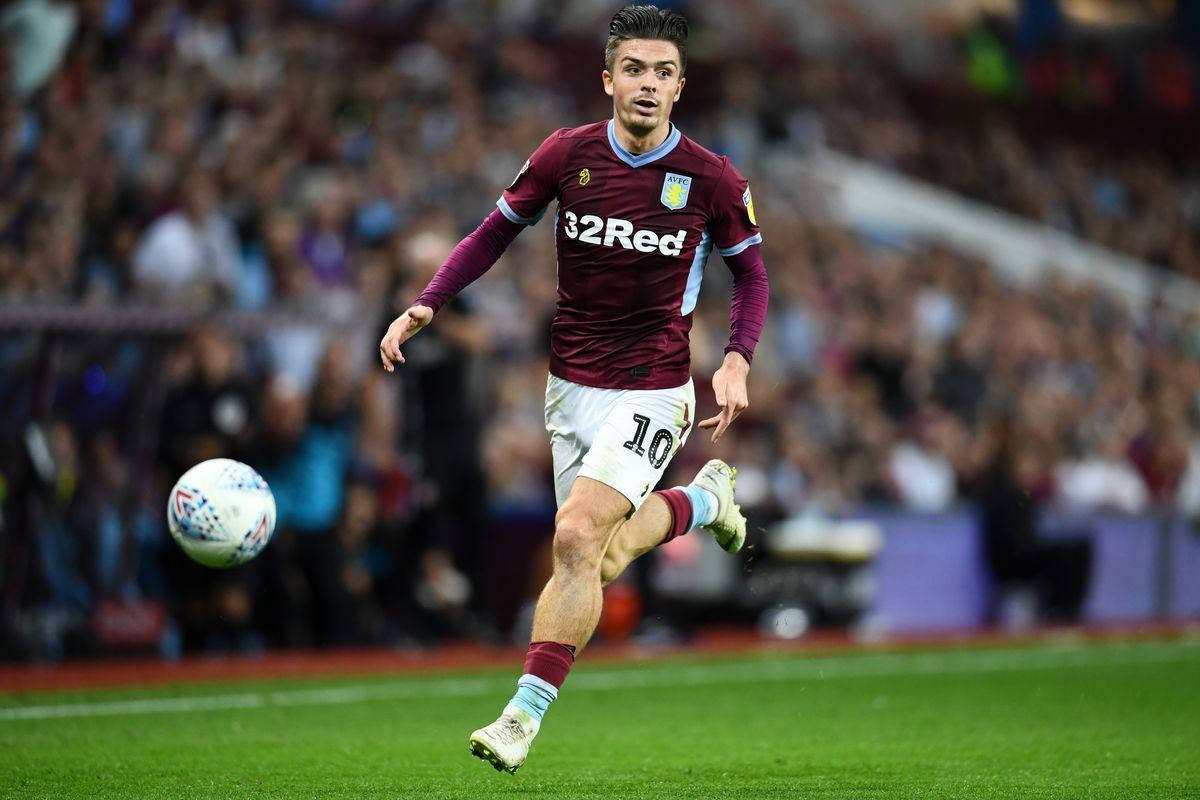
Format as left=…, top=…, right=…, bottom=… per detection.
left=378, top=4, right=769, bottom=774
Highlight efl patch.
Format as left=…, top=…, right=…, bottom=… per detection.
left=743, top=186, right=757, bottom=225
left=661, top=173, right=692, bottom=210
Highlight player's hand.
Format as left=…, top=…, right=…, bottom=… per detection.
left=699, top=352, right=750, bottom=444
left=379, top=304, right=434, bottom=372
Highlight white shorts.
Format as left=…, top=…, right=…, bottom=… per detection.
left=544, top=373, right=696, bottom=511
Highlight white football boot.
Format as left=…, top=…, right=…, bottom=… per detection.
left=469, top=707, right=538, bottom=774
left=690, top=459, right=747, bottom=553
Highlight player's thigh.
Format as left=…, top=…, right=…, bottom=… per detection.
left=545, top=374, right=623, bottom=508
left=547, top=431, right=584, bottom=509
left=545, top=375, right=586, bottom=508
left=577, top=379, right=695, bottom=513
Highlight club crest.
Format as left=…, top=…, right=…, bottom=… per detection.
left=660, top=173, right=691, bottom=210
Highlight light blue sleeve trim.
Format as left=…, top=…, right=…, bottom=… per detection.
left=717, top=233, right=763, bottom=258
left=496, top=195, right=546, bottom=226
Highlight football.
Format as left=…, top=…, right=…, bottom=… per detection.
left=166, top=458, right=277, bottom=568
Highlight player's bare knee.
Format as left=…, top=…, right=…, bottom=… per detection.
left=552, top=526, right=604, bottom=576
left=552, top=513, right=606, bottom=575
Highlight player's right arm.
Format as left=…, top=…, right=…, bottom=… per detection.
left=379, top=129, right=568, bottom=372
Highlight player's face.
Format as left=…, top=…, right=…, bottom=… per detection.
left=603, top=39, right=685, bottom=140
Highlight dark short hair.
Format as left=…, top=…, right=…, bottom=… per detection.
left=605, top=5, right=689, bottom=76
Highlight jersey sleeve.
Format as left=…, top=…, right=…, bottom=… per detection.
left=497, top=129, right=567, bottom=226
left=709, top=159, right=762, bottom=257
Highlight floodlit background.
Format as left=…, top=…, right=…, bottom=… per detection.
left=2, top=0, right=1199, bottom=663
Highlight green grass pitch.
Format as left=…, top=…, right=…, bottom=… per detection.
left=2, top=638, right=1198, bottom=799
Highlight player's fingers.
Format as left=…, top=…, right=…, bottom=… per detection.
left=712, top=403, right=736, bottom=442
left=711, top=415, right=731, bottom=443
left=380, top=334, right=405, bottom=369
left=379, top=334, right=395, bottom=371
left=707, top=398, right=728, bottom=433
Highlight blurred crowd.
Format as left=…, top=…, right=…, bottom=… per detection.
left=2, top=0, right=1200, bottom=659
left=806, top=55, right=1200, bottom=279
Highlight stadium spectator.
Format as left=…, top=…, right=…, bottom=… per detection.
left=335, top=472, right=389, bottom=644
left=977, top=420, right=1093, bottom=628
left=888, top=406, right=958, bottom=514
left=255, top=346, right=357, bottom=647
left=131, top=169, right=242, bottom=302
left=158, top=324, right=253, bottom=478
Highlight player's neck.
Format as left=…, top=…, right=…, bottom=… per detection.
left=612, top=118, right=672, bottom=155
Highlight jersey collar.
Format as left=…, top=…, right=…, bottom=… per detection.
left=607, top=119, right=681, bottom=168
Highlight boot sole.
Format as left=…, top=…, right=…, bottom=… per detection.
left=469, top=736, right=521, bottom=774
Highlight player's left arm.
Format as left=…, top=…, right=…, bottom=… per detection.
left=698, top=243, right=768, bottom=442
left=698, top=163, right=769, bottom=443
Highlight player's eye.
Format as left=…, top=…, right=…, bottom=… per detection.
left=627, top=66, right=640, bottom=74
left=657, top=70, right=669, bottom=78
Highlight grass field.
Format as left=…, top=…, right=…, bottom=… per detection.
left=2, top=638, right=1198, bottom=799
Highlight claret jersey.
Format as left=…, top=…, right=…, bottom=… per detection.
left=499, top=120, right=761, bottom=390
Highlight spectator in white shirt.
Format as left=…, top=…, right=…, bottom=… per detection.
left=131, top=169, right=241, bottom=302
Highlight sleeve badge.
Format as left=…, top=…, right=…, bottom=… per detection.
left=507, top=159, right=531, bottom=191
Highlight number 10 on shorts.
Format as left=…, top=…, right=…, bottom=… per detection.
left=623, top=414, right=674, bottom=469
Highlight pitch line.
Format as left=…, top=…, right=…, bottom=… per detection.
left=1, top=639, right=1196, bottom=722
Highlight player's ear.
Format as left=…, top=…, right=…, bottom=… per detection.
left=674, top=76, right=685, bottom=102
left=602, top=69, right=614, bottom=97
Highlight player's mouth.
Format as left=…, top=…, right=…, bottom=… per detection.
left=633, top=98, right=658, bottom=114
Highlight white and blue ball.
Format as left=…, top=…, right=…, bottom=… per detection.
left=167, top=458, right=276, bottom=568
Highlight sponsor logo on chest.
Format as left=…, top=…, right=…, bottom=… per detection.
left=561, top=210, right=686, bottom=256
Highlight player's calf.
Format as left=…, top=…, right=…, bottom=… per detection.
left=534, top=491, right=626, bottom=647
left=470, top=479, right=630, bottom=774
left=600, top=550, right=625, bottom=586
left=598, top=488, right=690, bottom=585
left=597, top=464, right=742, bottom=585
